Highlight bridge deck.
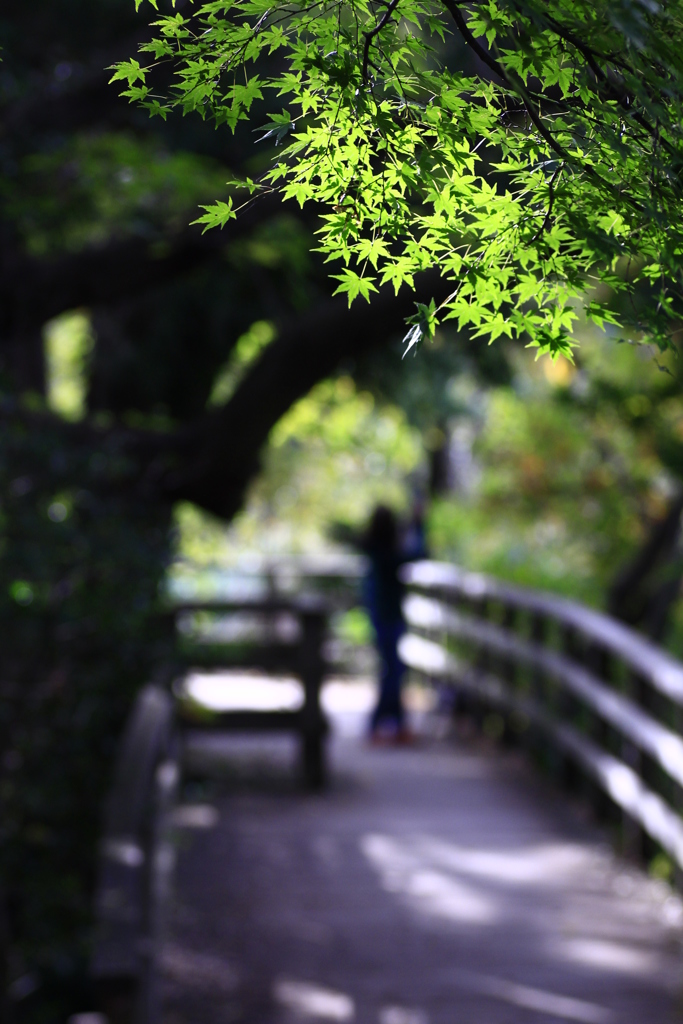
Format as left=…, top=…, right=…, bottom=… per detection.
left=163, top=680, right=683, bottom=1024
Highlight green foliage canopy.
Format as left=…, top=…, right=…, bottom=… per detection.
left=115, top=0, right=683, bottom=357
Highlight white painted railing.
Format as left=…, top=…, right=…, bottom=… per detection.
left=401, top=561, right=683, bottom=875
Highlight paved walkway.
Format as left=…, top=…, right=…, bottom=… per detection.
left=162, top=680, right=683, bottom=1024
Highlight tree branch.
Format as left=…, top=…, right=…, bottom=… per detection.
left=440, top=0, right=572, bottom=165
left=362, top=0, right=401, bottom=84
left=530, top=163, right=563, bottom=242
left=0, top=269, right=452, bottom=522
left=166, top=268, right=450, bottom=518
left=0, top=191, right=285, bottom=333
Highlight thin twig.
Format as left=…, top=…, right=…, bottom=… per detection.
left=438, top=0, right=646, bottom=211
left=362, top=0, right=401, bottom=85
left=530, top=163, right=564, bottom=242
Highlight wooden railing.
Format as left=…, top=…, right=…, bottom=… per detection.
left=401, top=561, right=683, bottom=877
left=91, top=684, right=178, bottom=1024
left=172, top=594, right=330, bottom=790
left=87, top=593, right=329, bottom=1021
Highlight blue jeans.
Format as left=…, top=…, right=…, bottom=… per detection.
left=371, top=619, right=406, bottom=731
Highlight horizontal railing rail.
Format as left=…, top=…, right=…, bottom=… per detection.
left=404, top=562, right=683, bottom=715
left=171, top=594, right=330, bottom=789
left=89, top=594, right=330, bottom=1022
left=401, top=561, right=683, bottom=877
left=169, top=554, right=364, bottom=607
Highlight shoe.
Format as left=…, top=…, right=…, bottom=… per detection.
left=394, top=728, right=415, bottom=746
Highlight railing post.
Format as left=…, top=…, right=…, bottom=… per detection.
left=620, top=737, right=644, bottom=862
left=559, top=625, right=580, bottom=718
left=473, top=596, right=490, bottom=673
left=497, top=604, right=517, bottom=743
left=526, top=612, right=547, bottom=762
left=554, top=624, right=582, bottom=791
left=627, top=670, right=651, bottom=712
left=297, top=599, right=329, bottom=790
left=673, top=702, right=683, bottom=738
left=529, top=612, right=546, bottom=697
left=587, top=643, right=612, bottom=698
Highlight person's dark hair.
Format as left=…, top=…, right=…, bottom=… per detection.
left=365, top=504, right=398, bottom=552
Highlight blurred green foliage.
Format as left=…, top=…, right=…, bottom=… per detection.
left=430, top=332, right=682, bottom=605
left=207, top=320, right=276, bottom=408
left=175, top=323, right=683, bottom=652
left=335, top=607, right=373, bottom=648
left=173, top=373, right=422, bottom=577
left=44, top=313, right=94, bottom=422
left=0, top=413, right=173, bottom=1019
left=2, top=133, right=229, bottom=257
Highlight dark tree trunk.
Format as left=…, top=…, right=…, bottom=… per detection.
left=607, top=493, right=683, bottom=640
left=428, top=424, right=450, bottom=496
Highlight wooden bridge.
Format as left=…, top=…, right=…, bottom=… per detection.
left=90, top=562, right=683, bottom=1024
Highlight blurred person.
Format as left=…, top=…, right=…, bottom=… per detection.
left=362, top=502, right=428, bottom=742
